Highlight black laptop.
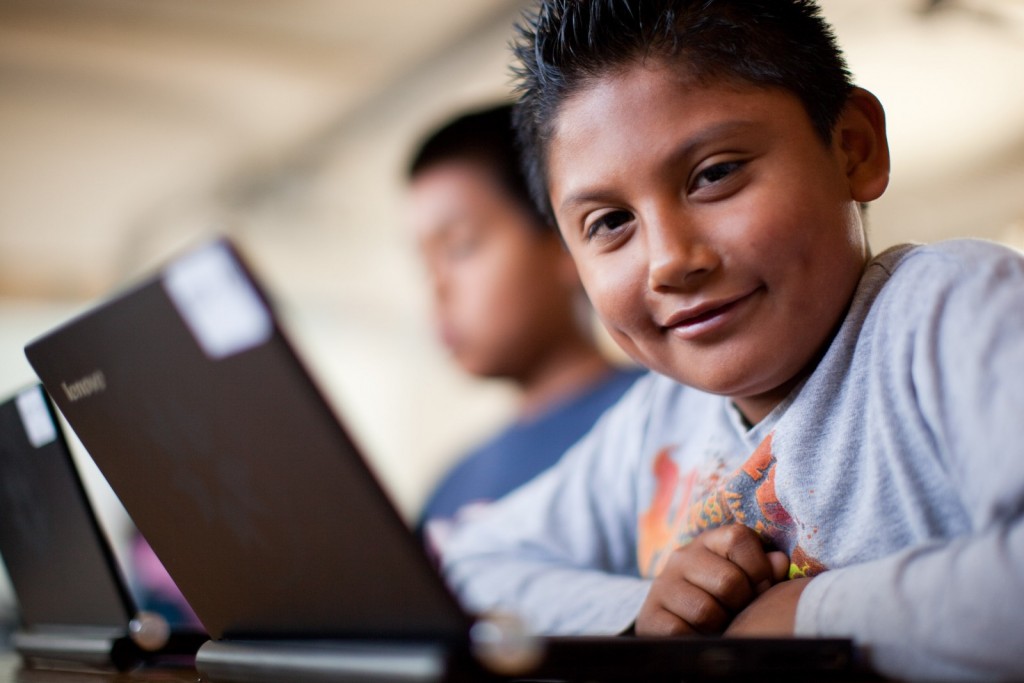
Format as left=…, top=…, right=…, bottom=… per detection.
left=23, top=238, right=865, bottom=682
left=0, top=384, right=207, bottom=671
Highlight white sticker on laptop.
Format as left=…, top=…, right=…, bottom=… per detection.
left=16, top=385, right=57, bottom=448
left=162, top=242, right=273, bottom=360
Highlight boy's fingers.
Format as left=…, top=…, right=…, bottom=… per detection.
left=700, top=524, right=775, bottom=588
left=636, top=607, right=699, bottom=637
left=661, top=582, right=731, bottom=634
left=639, top=582, right=731, bottom=636
left=767, top=550, right=791, bottom=583
left=683, top=554, right=757, bottom=613
left=660, top=545, right=755, bottom=614
left=755, top=551, right=791, bottom=594
left=641, top=525, right=792, bottom=637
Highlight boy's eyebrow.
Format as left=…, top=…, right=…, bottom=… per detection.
left=556, top=120, right=758, bottom=213
left=415, top=218, right=464, bottom=249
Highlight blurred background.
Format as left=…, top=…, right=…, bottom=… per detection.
left=1, top=0, right=1023, bottom=632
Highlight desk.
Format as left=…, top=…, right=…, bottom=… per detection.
left=1, top=648, right=890, bottom=683
left=0, top=654, right=198, bottom=683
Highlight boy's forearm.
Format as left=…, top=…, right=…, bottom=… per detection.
left=440, top=463, right=649, bottom=635
left=446, top=555, right=651, bottom=635
left=795, top=523, right=1024, bottom=681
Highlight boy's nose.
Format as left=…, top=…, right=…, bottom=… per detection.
left=424, top=258, right=450, bottom=304
left=645, top=208, right=718, bottom=293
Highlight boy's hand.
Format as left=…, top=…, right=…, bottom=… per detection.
left=635, top=524, right=789, bottom=636
left=724, top=578, right=810, bottom=636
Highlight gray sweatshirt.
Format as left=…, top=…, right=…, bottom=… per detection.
left=441, top=239, right=1024, bottom=682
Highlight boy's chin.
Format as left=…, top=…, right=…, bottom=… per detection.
left=656, top=365, right=791, bottom=414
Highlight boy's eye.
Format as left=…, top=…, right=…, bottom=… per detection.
left=585, top=210, right=633, bottom=240
left=692, top=160, right=742, bottom=191
left=442, top=229, right=484, bottom=262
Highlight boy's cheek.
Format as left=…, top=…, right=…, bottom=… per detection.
left=589, top=311, right=651, bottom=370
left=604, top=328, right=646, bottom=367
left=587, top=281, right=647, bottom=339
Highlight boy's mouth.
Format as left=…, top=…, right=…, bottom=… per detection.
left=660, top=290, right=759, bottom=338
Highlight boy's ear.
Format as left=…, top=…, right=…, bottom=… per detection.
left=836, top=87, right=890, bottom=203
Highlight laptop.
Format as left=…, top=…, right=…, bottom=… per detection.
left=23, top=238, right=865, bottom=682
left=0, top=384, right=207, bottom=671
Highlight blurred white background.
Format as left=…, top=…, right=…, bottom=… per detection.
left=1, top=0, right=1023, bottom=619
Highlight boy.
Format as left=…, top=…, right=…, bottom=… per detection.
left=441, top=1, right=1024, bottom=680
left=406, top=105, right=642, bottom=553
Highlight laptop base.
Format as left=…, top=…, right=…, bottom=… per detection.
left=13, top=627, right=206, bottom=672
left=196, top=639, right=461, bottom=683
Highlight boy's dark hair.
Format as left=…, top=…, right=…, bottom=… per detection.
left=511, top=0, right=854, bottom=222
left=408, top=103, right=551, bottom=233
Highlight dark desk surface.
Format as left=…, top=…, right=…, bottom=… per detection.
left=0, top=654, right=198, bottom=683
left=1, top=646, right=894, bottom=683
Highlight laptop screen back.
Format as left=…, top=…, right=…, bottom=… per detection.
left=24, top=240, right=469, bottom=644
left=0, top=385, right=133, bottom=631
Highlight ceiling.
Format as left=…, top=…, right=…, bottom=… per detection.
left=1, top=0, right=1023, bottom=304
left=0, top=0, right=524, bottom=299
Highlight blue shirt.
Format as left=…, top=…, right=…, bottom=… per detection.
left=419, top=367, right=645, bottom=528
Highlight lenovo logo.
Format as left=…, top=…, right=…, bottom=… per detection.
left=61, top=370, right=107, bottom=402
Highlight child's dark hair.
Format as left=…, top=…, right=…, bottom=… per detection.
left=511, top=0, right=854, bottom=221
left=408, top=103, right=551, bottom=233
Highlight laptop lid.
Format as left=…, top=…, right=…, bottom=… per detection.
left=0, top=385, right=208, bottom=669
left=0, top=384, right=135, bottom=633
left=24, top=239, right=471, bottom=646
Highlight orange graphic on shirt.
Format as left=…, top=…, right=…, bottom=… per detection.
left=636, top=448, right=700, bottom=576
left=636, top=433, right=827, bottom=579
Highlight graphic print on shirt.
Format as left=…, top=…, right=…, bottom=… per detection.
left=637, top=433, right=826, bottom=579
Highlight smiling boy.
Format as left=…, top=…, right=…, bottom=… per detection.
left=440, top=1, right=1024, bottom=680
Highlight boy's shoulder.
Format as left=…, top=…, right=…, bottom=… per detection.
left=867, top=238, right=1024, bottom=314
left=809, top=237, right=1024, bottom=392
left=872, top=238, right=1022, bottom=283
left=839, top=238, right=1024, bottom=377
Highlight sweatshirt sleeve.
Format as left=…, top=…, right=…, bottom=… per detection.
left=796, top=241, right=1024, bottom=682
left=439, top=375, right=660, bottom=635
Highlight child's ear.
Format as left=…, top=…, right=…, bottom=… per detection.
left=836, top=87, right=890, bottom=203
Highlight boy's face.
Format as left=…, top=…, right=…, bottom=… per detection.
left=409, top=160, right=577, bottom=379
left=547, top=64, right=883, bottom=422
